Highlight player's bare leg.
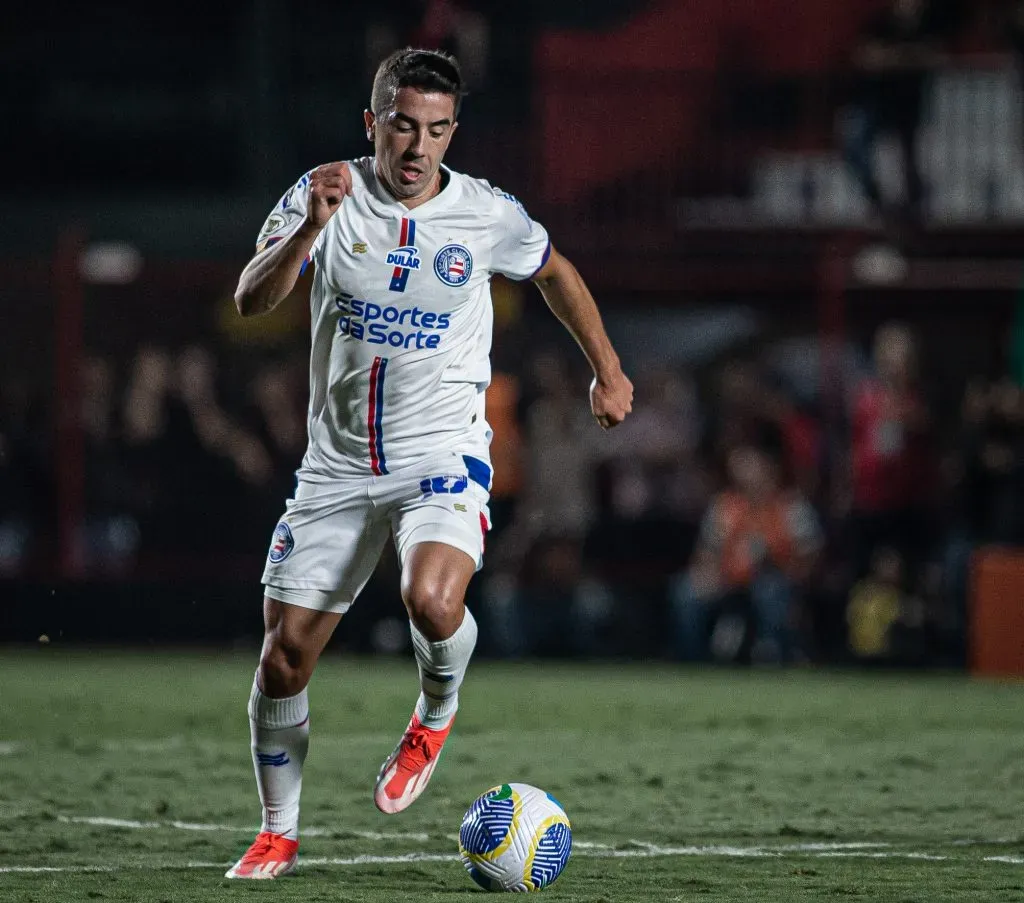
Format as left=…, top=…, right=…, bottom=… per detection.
left=227, top=598, right=341, bottom=879
left=374, top=542, right=478, bottom=814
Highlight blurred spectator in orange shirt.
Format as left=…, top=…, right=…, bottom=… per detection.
left=670, top=440, right=822, bottom=663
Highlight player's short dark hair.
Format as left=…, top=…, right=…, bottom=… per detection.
left=370, top=48, right=464, bottom=118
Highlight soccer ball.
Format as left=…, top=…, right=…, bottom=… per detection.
left=458, top=783, right=572, bottom=892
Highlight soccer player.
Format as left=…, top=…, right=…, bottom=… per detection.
left=225, top=48, right=634, bottom=879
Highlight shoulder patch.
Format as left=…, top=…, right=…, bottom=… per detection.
left=261, top=214, right=286, bottom=236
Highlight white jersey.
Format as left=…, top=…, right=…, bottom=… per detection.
left=256, top=157, right=550, bottom=483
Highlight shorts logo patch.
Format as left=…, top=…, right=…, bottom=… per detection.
left=268, top=522, right=294, bottom=563
left=419, top=474, right=468, bottom=497
left=433, top=244, right=472, bottom=287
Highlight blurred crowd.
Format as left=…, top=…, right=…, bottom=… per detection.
left=3, top=314, right=1023, bottom=667
left=1, top=345, right=308, bottom=575
left=481, top=320, right=1024, bottom=667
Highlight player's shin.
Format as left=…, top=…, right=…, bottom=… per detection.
left=410, top=608, right=478, bottom=729
left=248, top=676, right=310, bottom=840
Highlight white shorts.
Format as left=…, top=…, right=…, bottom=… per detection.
left=262, top=451, right=491, bottom=614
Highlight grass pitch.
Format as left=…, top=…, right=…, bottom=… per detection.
left=2, top=648, right=1024, bottom=901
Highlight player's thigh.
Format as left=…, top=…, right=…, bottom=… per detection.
left=391, top=469, right=491, bottom=581
left=262, top=479, right=391, bottom=617
left=261, top=595, right=342, bottom=664
left=399, top=540, right=477, bottom=615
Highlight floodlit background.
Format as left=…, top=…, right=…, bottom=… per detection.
left=5, top=1, right=1024, bottom=668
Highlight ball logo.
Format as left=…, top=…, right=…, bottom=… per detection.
left=434, top=244, right=473, bottom=287
left=268, top=522, right=294, bottom=563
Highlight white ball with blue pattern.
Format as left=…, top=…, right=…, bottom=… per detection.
left=458, top=783, right=572, bottom=892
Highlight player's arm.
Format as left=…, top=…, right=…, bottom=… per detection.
left=234, top=162, right=353, bottom=317
left=532, top=247, right=633, bottom=429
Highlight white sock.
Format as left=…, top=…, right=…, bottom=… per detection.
left=411, top=608, right=478, bottom=729
left=249, top=676, right=309, bottom=840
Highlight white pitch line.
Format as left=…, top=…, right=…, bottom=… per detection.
left=7, top=842, right=1024, bottom=874
left=36, top=814, right=1024, bottom=855
left=43, top=817, right=1024, bottom=857
left=775, top=842, right=888, bottom=852
left=59, top=816, right=162, bottom=830
left=56, top=815, right=429, bottom=842
left=48, top=814, right=1024, bottom=853
left=52, top=818, right=889, bottom=852
left=815, top=851, right=949, bottom=861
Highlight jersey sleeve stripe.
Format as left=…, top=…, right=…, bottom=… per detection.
left=257, top=236, right=313, bottom=277
left=256, top=235, right=284, bottom=253
left=525, top=241, right=552, bottom=281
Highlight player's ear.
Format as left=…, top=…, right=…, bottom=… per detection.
left=363, top=109, right=376, bottom=142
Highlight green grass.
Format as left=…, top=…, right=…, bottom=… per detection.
left=2, top=649, right=1024, bottom=901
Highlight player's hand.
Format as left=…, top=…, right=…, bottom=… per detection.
left=304, top=162, right=353, bottom=229
left=590, top=369, right=634, bottom=430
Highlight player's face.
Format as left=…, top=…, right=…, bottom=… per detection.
left=366, top=87, right=458, bottom=201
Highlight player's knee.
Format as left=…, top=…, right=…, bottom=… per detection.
left=403, top=580, right=464, bottom=641
left=259, top=634, right=313, bottom=698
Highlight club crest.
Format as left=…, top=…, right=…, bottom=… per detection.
left=434, top=244, right=473, bottom=287
left=268, top=522, right=294, bottom=563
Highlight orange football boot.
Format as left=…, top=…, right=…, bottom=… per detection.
left=373, top=713, right=453, bottom=814
left=225, top=831, right=299, bottom=879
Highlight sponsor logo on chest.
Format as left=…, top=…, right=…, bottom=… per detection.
left=385, top=245, right=421, bottom=270
left=335, top=293, right=451, bottom=350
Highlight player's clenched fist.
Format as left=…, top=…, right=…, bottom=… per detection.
left=304, top=162, right=353, bottom=229
left=590, top=370, right=634, bottom=430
